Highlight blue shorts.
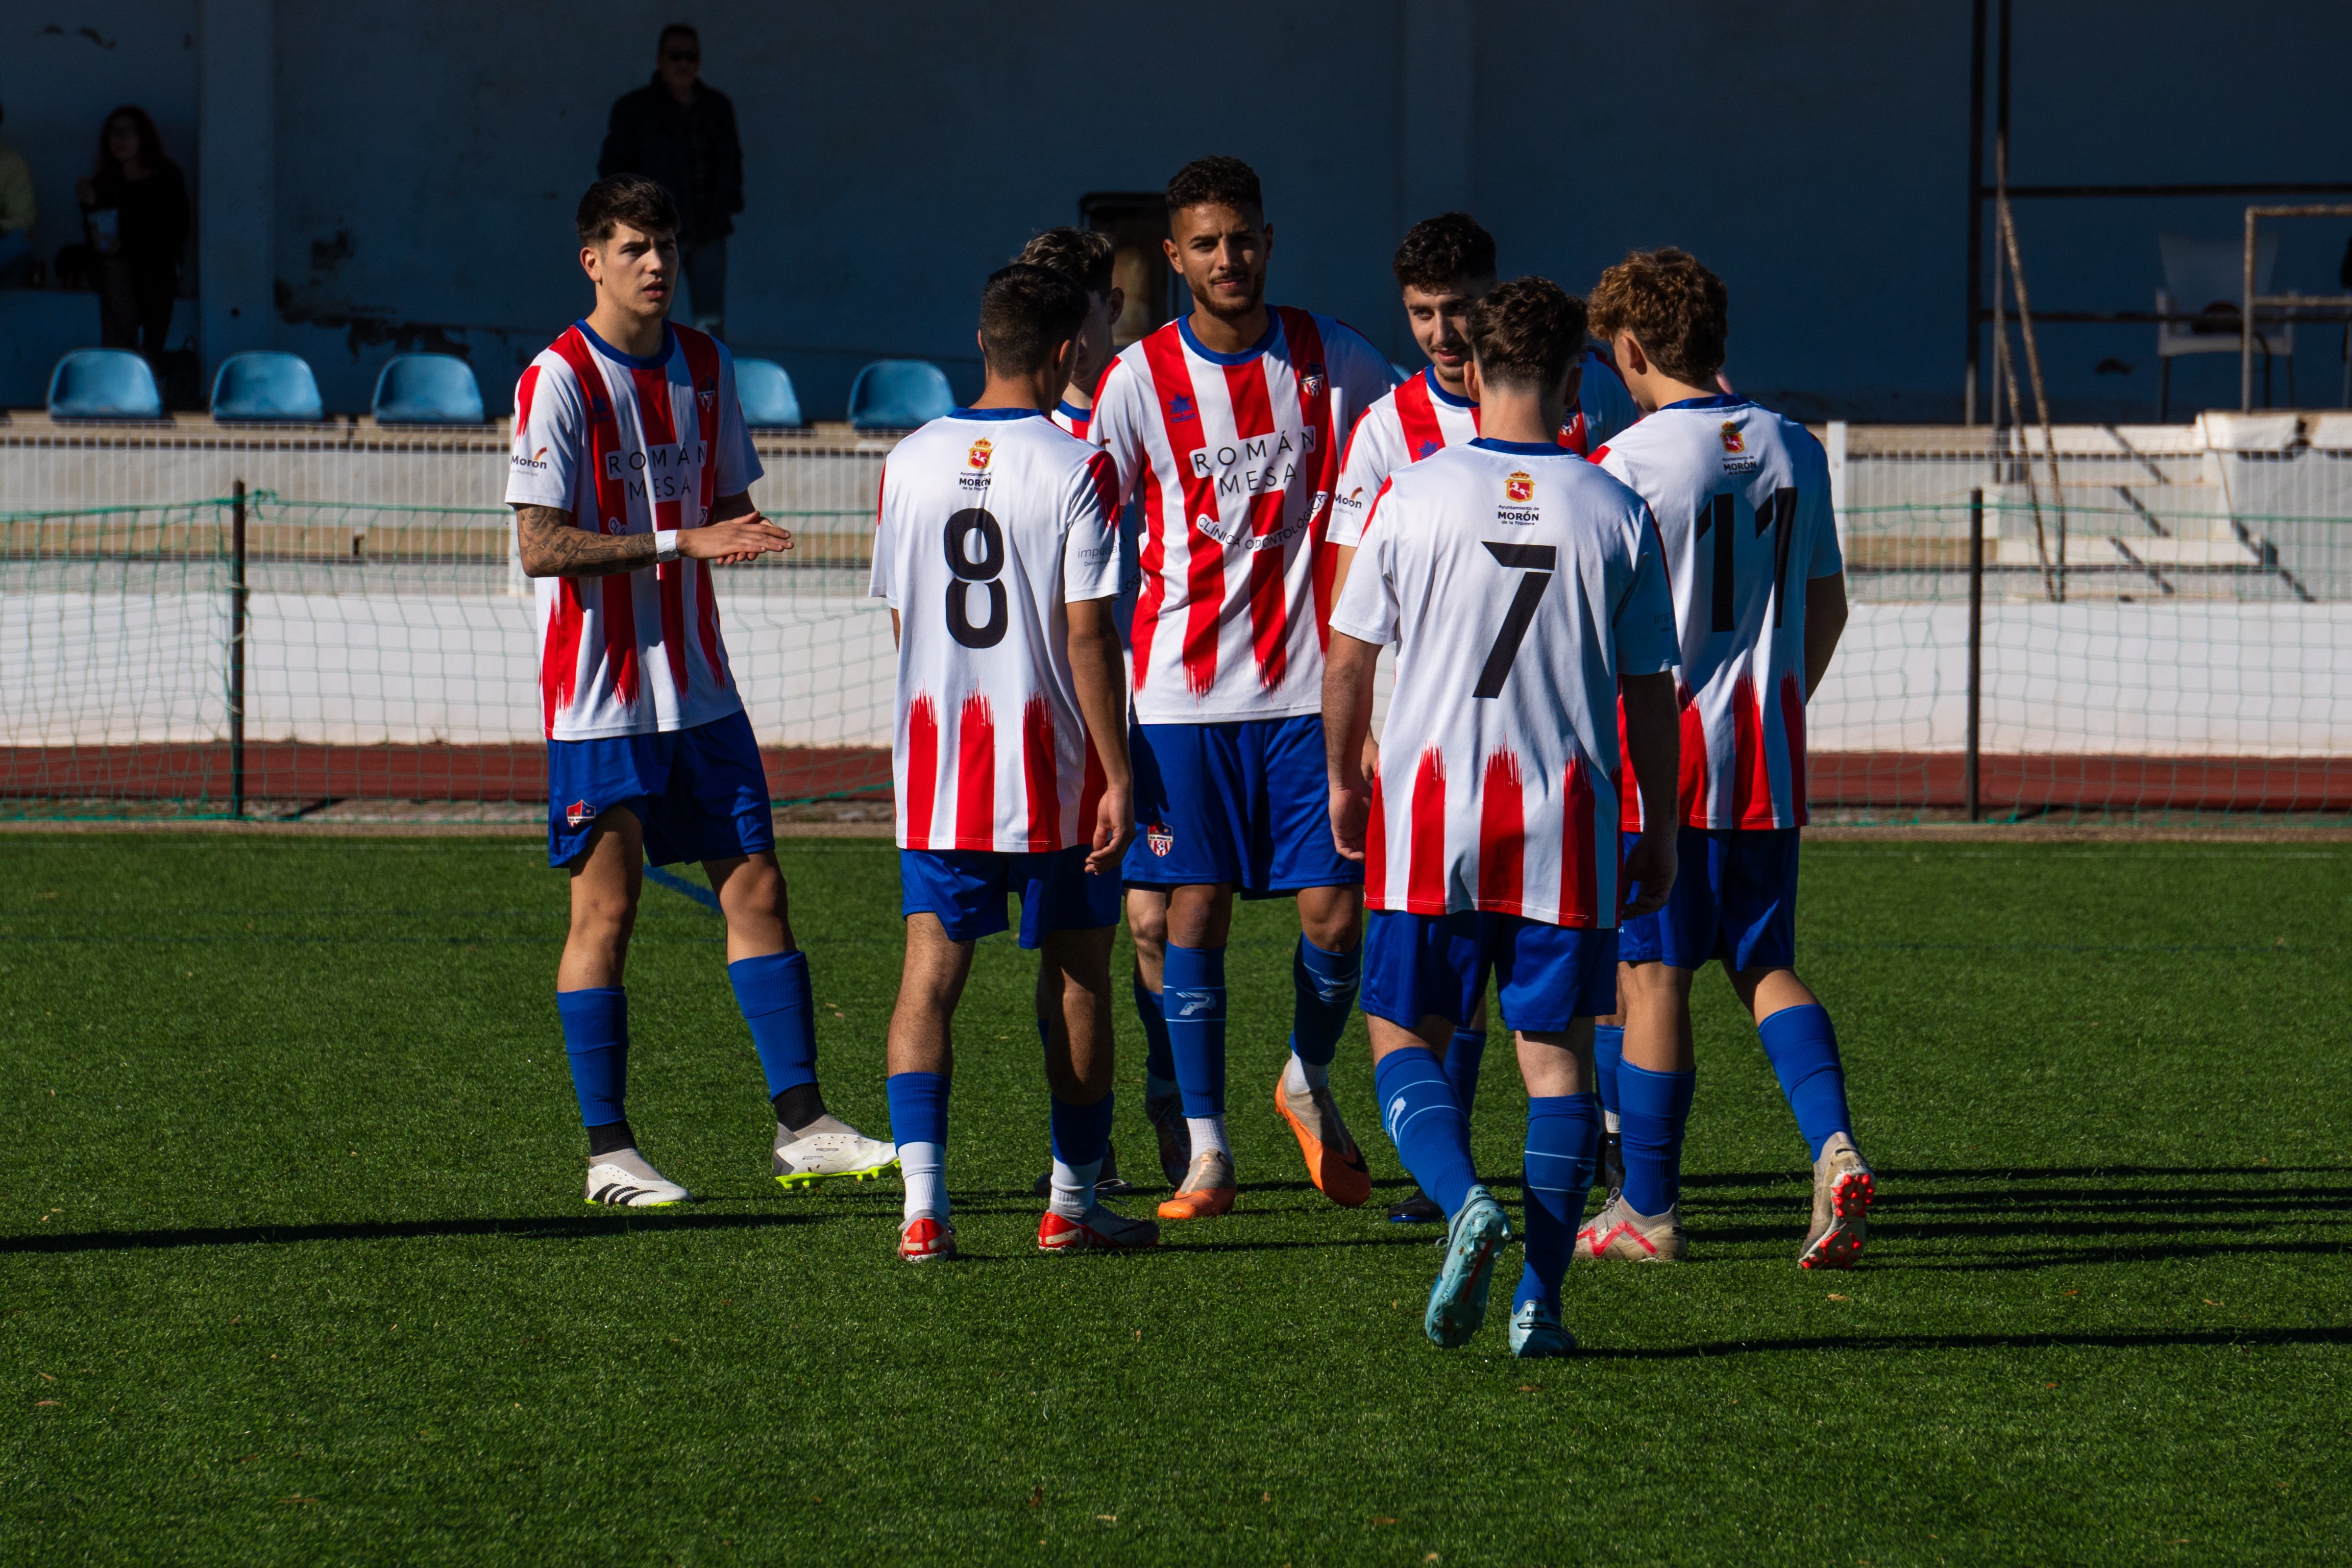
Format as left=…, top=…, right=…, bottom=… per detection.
left=901, top=844, right=1121, bottom=948
left=1618, top=827, right=1800, bottom=971
left=1362, top=910, right=1619, bottom=1035
left=546, top=709, right=774, bottom=869
left=1124, top=715, right=1359, bottom=895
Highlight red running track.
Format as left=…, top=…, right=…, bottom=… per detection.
left=2, top=747, right=2346, bottom=814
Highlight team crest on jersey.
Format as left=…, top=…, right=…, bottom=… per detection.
left=967, top=437, right=993, bottom=472
left=696, top=378, right=718, bottom=418
left=1506, top=471, right=1535, bottom=503
left=1169, top=394, right=1198, bottom=423
left=1146, top=823, right=1174, bottom=857
left=1301, top=361, right=1327, bottom=397
left=1719, top=422, right=1746, bottom=455
left=566, top=799, right=594, bottom=827
left=1415, top=438, right=1441, bottom=460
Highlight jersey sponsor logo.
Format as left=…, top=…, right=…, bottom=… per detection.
left=1719, top=422, right=1746, bottom=455
left=1195, top=510, right=1306, bottom=552
left=1146, top=822, right=1174, bottom=856
left=1497, top=470, right=1541, bottom=525
left=1186, top=430, right=1319, bottom=500
left=603, top=440, right=710, bottom=500
left=1169, top=393, right=1199, bottom=424
left=1300, top=361, right=1327, bottom=397
left=565, top=798, right=594, bottom=827
left=1506, top=471, right=1535, bottom=503
left=966, top=437, right=993, bottom=471
left=510, top=445, right=551, bottom=472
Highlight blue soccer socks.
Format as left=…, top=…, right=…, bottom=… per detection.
left=728, top=950, right=818, bottom=1100
left=1287, top=937, right=1360, bottom=1088
left=1161, top=944, right=1228, bottom=1119
left=556, top=987, right=629, bottom=1131
left=1514, top=1092, right=1602, bottom=1315
left=1592, top=1023, right=1626, bottom=1129
left=1618, top=1062, right=1698, bottom=1217
left=887, top=1070, right=951, bottom=1219
left=1443, top=1028, right=1488, bottom=1118
left=1373, top=1046, right=1479, bottom=1219
left=1758, top=1003, right=1854, bottom=1160
left=1133, top=970, right=1175, bottom=1095
left=1047, top=1092, right=1116, bottom=1218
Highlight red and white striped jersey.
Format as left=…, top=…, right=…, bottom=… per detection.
left=1331, top=439, right=1678, bottom=927
left=505, top=321, right=762, bottom=741
left=1089, top=308, right=1392, bottom=722
left=1049, top=399, right=1092, bottom=441
left=870, top=408, right=1122, bottom=854
left=1329, top=351, right=1643, bottom=548
left=1593, top=396, right=1842, bottom=831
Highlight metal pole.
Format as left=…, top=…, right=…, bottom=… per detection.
left=1963, top=0, right=1987, bottom=425
left=230, top=480, right=247, bottom=820
left=2240, top=205, right=2258, bottom=413
left=1967, top=486, right=1984, bottom=821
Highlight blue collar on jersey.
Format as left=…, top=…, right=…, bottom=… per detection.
left=576, top=319, right=675, bottom=371
left=1421, top=365, right=1475, bottom=408
left=1178, top=311, right=1282, bottom=366
left=1660, top=393, right=1749, bottom=412
left=947, top=405, right=1046, bottom=421
left=1056, top=400, right=1090, bottom=422
left=1469, top=436, right=1571, bottom=457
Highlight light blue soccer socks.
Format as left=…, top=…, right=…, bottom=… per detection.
left=1047, top=1092, right=1116, bottom=1218
left=1443, top=1028, right=1488, bottom=1117
left=1161, top=944, right=1228, bottom=1118
left=556, top=987, right=629, bottom=1132
left=1133, top=971, right=1176, bottom=1095
left=1618, top=1062, right=1698, bottom=1216
left=1373, top=1045, right=1479, bottom=1219
left=1514, top=1092, right=1602, bottom=1315
left=1757, top=1003, right=1854, bottom=1160
left=1287, top=938, right=1360, bottom=1088
left=887, top=1070, right=951, bottom=1218
left=729, top=949, right=818, bottom=1098
left=1592, top=1023, right=1626, bottom=1130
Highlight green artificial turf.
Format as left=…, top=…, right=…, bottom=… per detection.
left=2, top=836, right=2346, bottom=1566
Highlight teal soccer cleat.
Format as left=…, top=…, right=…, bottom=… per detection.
left=1424, top=1186, right=1511, bottom=1349
left=1508, top=1301, right=1577, bottom=1359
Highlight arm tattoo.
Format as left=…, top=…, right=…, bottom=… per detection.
left=513, top=504, right=657, bottom=579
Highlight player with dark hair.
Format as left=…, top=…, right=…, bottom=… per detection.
left=1017, top=227, right=1125, bottom=442
left=874, top=263, right=1151, bottom=1261
left=1325, top=275, right=1682, bottom=1354
left=1324, top=211, right=1644, bottom=1223
left=1087, top=156, right=1395, bottom=1220
left=505, top=175, right=896, bottom=1207
left=1574, top=247, right=1875, bottom=1270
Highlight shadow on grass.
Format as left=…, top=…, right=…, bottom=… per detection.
left=1581, top=1325, right=2352, bottom=1359
left=1, top=1210, right=815, bottom=1256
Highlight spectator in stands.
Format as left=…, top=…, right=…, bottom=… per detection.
left=0, top=101, right=34, bottom=285
left=76, top=105, right=190, bottom=361
left=598, top=22, right=743, bottom=339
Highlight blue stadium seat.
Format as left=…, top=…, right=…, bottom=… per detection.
left=210, top=351, right=325, bottom=422
left=846, top=359, right=953, bottom=430
left=46, top=349, right=163, bottom=420
left=734, top=358, right=803, bottom=429
left=371, top=354, right=486, bottom=424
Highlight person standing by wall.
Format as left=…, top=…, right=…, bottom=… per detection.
left=598, top=23, right=743, bottom=339
left=0, top=101, right=36, bottom=285
left=75, top=106, right=189, bottom=361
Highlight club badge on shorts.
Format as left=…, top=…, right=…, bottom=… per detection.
left=1146, top=823, right=1175, bottom=857
left=566, top=799, right=594, bottom=828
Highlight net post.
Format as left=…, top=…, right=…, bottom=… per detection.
left=230, top=480, right=248, bottom=820
left=1966, top=485, right=1983, bottom=822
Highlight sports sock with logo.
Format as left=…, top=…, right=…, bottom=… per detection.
left=730, top=951, right=821, bottom=1129
left=1371, top=1045, right=1478, bottom=1218
left=886, top=1070, right=951, bottom=1220
left=1757, top=1003, right=1853, bottom=1159
left=1134, top=971, right=1176, bottom=1098
left=557, top=986, right=629, bottom=1135
left=1443, top=1027, right=1488, bottom=1117
left=1592, top=1023, right=1626, bottom=1135
left=1618, top=1061, right=1698, bottom=1216
left=1286, top=937, right=1359, bottom=1090
left=1514, top=1092, right=1602, bottom=1315
left=1161, top=943, right=1227, bottom=1118
left=1048, top=1092, right=1115, bottom=1219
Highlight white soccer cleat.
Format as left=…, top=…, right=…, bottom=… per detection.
left=584, top=1148, right=691, bottom=1208
left=1144, top=1091, right=1191, bottom=1188
left=1575, top=1194, right=1687, bottom=1262
left=1799, top=1131, right=1875, bottom=1270
left=899, top=1214, right=958, bottom=1263
left=773, top=1116, right=899, bottom=1190
left=1038, top=1202, right=1161, bottom=1252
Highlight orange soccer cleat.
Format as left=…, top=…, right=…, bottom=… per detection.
left=1156, top=1150, right=1237, bottom=1220
left=1274, top=1068, right=1373, bottom=1208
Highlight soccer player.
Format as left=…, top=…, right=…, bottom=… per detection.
left=1088, top=156, right=1396, bottom=1220
left=873, top=263, right=1151, bottom=1263
left=507, top=175, right=895, bottom=1207
left=1325, top=276, right=1682, bottom=1355
left=1324, top=212, right=1644, bottom=1224
left=1571, top=248, right=1875, bottom=1270
left=1016, top=227, right=1124, bottom=442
